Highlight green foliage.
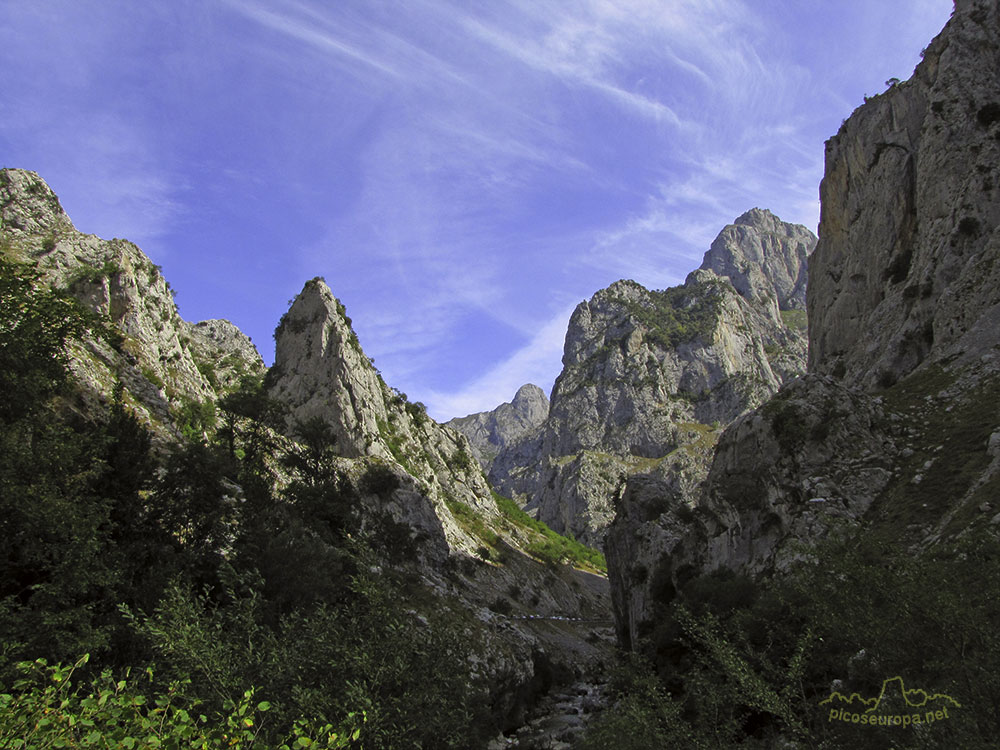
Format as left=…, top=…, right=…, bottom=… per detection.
left=493, top=493, right=607, bottom=573
left=0, top=257, right=502, bottom=748
left=358, top=462, right=401, bottom=497
left=283, top=417, right=338, bottom=487
left=0, top=257, right=88, bottom=421
left=0, top=654, right=359, bottom=749
left=149, top=442, right=238, bottom=586
left=404, top=400, right=428, bottom=427
left=130, top=558, right=492, bottom=749
left=595, top=529, right=1000, bottom=748
left=67, top=259, right=121, bottom=289
left=579, top=655, right=699, bottom=750
left=609, top=279, right=724, bottom=351
left=217, top=374, right=286, bottom=470
left=779, top=308, right=808, bottom=332
left=194, top=358, right=220, bottom=391
left=445, top=497, right=500, bottom=549
left=0, top=262, right=163, bottom=671
left=141, top=365, right=166, bottom=391
left=175, top=397, right=217, bottom=443
left=447, top=446, right=475, bottom=474
left=760, top=393, right=811, bottom=454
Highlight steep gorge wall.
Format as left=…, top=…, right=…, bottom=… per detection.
left=491, top=210, right=815, bottom=546
left=809, top=0, right=1000, bottom=387
left=608, top=0, right=1000, bottom=650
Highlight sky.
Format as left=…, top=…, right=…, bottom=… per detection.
left=0, top=0, right=954, bottom=421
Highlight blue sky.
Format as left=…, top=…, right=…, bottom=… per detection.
left=1, top=0, right=953, bottom=420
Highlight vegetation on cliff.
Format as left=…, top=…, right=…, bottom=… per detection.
left=584, top=529, right=1000, bottom=748
left=0, top=256, right=498, bottom=748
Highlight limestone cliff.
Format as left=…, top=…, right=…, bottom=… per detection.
left=606, top=0, right=1000, bottom=650
left=809, top=0, right=1000, bottom=388
left=267, top=277, right=501, bottom=553
left=0, top=168, right=263, bottom=436
left=701, top=207, right=813, bottom=310
left=492, top=210, right=814, bottom=545
left=1, top=169, right=615, bottom=737
left=446, top=384, right=549, bottom=471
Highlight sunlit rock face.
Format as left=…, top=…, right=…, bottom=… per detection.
left=809, top=0, right=1000, bottom=388
left=607, top=0, right=1000, bottom=652
left=490, top=209, right=814, bottom=546
left=268, top=277, right=501, bottom=554
left=447, top=383, right=549, bottom=472
left=0, top=168, right=264, bottom=436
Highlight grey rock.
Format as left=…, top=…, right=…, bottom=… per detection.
left=267, top=277, right=501, bottom=553
left=606, top=0, right=1000, bottom=653
left=608, top=375, right=900, bottom=646
left=1, top=168, right=614, bottom=737
left=0, top=168, right=241, bottom=436
left=492, top=211, right=814, bottom=545
left=809, top=0, right=1000, bottom=388
left=447, top=384, right=549, bottom=471
left=695, top=207, right=814, bottom=310
left=184, top=319, right=265, bottom=393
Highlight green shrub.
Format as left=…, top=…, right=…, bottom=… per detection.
left=494, top=492, right=607, bottom=573
left=609, top=279, right=724, bottom=351
left=595, top=529, right=1000, bottom=749
left=779, top=308, right=808, bottom=332
left=0, top=655, right=359, bottom=749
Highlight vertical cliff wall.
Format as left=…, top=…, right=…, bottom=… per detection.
left=607, top=0, right=1000, bottom=651
left=809, top=0, right=1000, bottom=388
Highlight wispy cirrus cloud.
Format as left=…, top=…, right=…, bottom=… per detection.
left=424, top=304, right=576, bottom=420
left=0, top=0, right=955, bottom=422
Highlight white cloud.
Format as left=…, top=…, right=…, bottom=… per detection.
left=222, top=0, right=403, bottom=79
left=424, top=305, right=576, bottom=420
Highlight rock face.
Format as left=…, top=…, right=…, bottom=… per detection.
left=701, top=208, right=813, bottom=310
left=268, top=277, right=500, bottom=552
left=2, top=168, right=617, bottom=735
left=606, top=0, right=1000, bottom=652
left=0, top=168, right=263, bottom=435
left=447, top=384, right=549, bottom=471
left=492, top=211, right=815, bottom=545
left=184, top=319, right=266, bottom=393
left=809, top=0, right=1000, bottom=389
left=606, top=374, right=900, bottom=649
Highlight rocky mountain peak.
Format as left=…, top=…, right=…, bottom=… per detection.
left=693, top=208, right=815, bottom=310
left=491, top=209, right=811, bottom=544
left=512, top=383, right=548, bottom=415
left=0, top=168, right=266, bottom=438
left=734, top=207, right=782, bottom=229
left=0, top=168, right=74, bottom=238
left=605, top=0, right=1000, bottom=656
left=269, top=276, right=499, bottom=540
left=270, top=277, right=389, bottom=458
left=446, top=384, right=549, bottom=471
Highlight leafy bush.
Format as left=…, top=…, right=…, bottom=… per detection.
left=589, top=530, right=1000, bottom=748
left=0, top=655, right=359, bottom=749
left=779, top=308, right=808, bottom=332
left=609, top=279, right=724, bottom=351
left=445, top=497, right=499, bottom=548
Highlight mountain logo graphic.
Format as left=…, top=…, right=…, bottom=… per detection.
left=820, top=676, right=960, bottom=727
